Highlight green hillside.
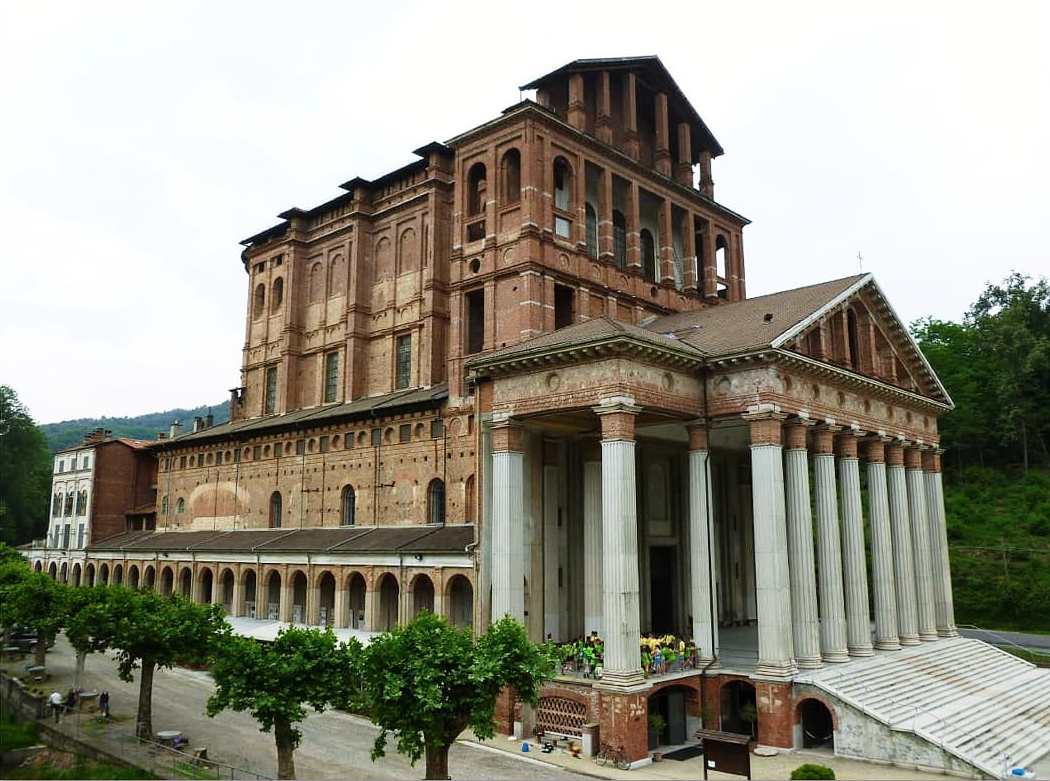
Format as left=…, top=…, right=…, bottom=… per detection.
left=40, top=400, right=230, bottom=453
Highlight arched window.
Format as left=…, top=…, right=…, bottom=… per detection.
left=585, top=204, right=598, bottom=259
left=161, top=495, right=168, bottom=514
left=253, top=283, right=265, bottom=319
left=175, top=497, right=185, bottom=514
left=613, top=210, right=627, bottom=268
left=341, top=485, right=356, bottom=526
left=641, top=229, right=657, bottom=283
left=77, top=490, right=88, bottom=516
left=52, top=493, right=61, bottom=517
left=271, top=277, right=284, bottom=312
left=464, top=475, right=475, bottom=523
left=553, top=158, right=572, bottom=212
left=715, top=235, right=729, bottom=298
left=270, top=491, right=282, bottom=528
left=308, top=262, right=323, bottom=303
left=500, top=149, right=521, bottom=204
left=428, top=478, right=445, bottom=525
left=467, top=163, right=487, bottom=216
left=64, top=493, right=74, bottom=516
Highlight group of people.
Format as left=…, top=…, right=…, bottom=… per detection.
left=48, top=688, right=110, bottom=722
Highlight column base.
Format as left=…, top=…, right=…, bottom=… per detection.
left=874, top=639, right=902, bottom=651
left=822, top=650, right=851, bottom=664
left=754, top=661, right=798, bottom=681
left=796, top=656, right=824, bottom=670
left=595, top=670, right=648, bottom=692
left=847, top=644, right=875, bottom=657
left=919, top=631, right=940, bottom=642
left=899, top=635, right=921, bottom=646
left=937, top=627, right=959, bottom=638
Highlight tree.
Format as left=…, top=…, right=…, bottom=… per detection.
left=83, top=588, right=227, bottom=738
left=1, top=570, right=67, bottom=666
left=0, top=386, right=52, bottom=545
left=356, top=613, right=557, bottom=780
left=0, top=542, right=27, bottom=567
left=65, top=585, right=118, bottom=689
left=208, top=627, right=356, bottom=780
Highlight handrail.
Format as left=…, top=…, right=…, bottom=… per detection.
left=957, top=624, right=1050, bottom=660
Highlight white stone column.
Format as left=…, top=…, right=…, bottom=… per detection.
left=837, top=431, right=874, bottom=657
left=813, top=427, right=849, bottom=662
left=747, top=410, right=796, bottom=678
left=491, top=418, right=526, bottom=623
left=583, top=459, right=603, bottom=637
left=783, top=420, right=821, bottom=669
left=231, top=574, right=243, bottom=618
left=907, top=446, right=938, bottom=641
left=687, top=423, right=718, bottom=665
left=363, top=586, right=375, bottom=631
left=887, top=442, right=920, bottom=645
left=924, top=449, right=958, bottom=637
left=333, top=581, right=347, bottom=628
left=594, top=398, right=644, bottom=688
left=863, top=438, right=901, bottom=651
left=543, top=463, right=560, bottom=640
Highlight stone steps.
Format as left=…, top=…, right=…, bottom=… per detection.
left=800, top=637, right=1050, bottom=777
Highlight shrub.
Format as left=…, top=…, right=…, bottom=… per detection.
left=790, top=763, right=836, bottom=780
left=0, top=714, right=39, bottom=750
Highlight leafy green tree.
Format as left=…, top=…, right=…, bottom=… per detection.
left=0, top=386, right=52, bottom=545
left=1, top=570, right=67, bottom=666
left=208, top=627, right=356, bottom=780
left=0, top=542, right=27, bottom=566
left=66, top=585, right=119, bottom=688
left=356, top=613, right=557, bottom=780
left=81, top=588, right=227, bottom=738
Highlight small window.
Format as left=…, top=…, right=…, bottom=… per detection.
left=500, top=149, right=521, bottom=205
left=345, top=432, right=354, bottom=450
left=176, top=497, right=186, bottom=514
left=641, top=229, right=657, bottom=283
left=428, top=479, right=446, bottom=525
left=272, top=254, right=283, bottom=267
left=555, top=215, right=572, bottom=239
left=214, top=451, right=222, bottom=465
left=252, top=445, right=261, bottom=461
left=399, top=424, right=411, bottom=443
left=341, top=485, right=356, bottom=526
left=179, top=455, right=187, bottom=469
left=233, top=448, right=241, bottom=463
left=553, top=157, right=572, bottom=211
left=82, top=456, right=90, bottom=469
left=271, top=277, right=284, bottom=312
left=554, top=284, right=574, bottom=330
left=585, top=204, right=598, bottom=258
left=371, top=428, right=382, bottom=447
left=296, top=439, right=305, bottom=456
left=324, top=351, right=339, bottom=404
left=253, top=284, right=266, bottom=319
left=269, top=491, right=282, bottom=528
left=613, top=211, right=627, bottom=268
left=319, top=435, right=329, bottom=453
left=431, top=418, right=444, bottom=439
left=466, top=289, right=485, bottom=355
left=396, top=334, right=412, bottom=389
left=467, top=162, right=487, bottom=216
left=161, top=496, right=168, bottom=514
left=264, top=366, right=278, bottom=415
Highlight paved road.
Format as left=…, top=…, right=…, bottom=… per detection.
left=959, top=627, right=1050, bottom=651
left=42, top=634, right=579, bottom=780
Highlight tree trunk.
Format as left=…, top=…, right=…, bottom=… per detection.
left=136, top=658, right=155, bottom=739
left=34, top=632, right=48, bottom=667
left=74, top=650, right=87, bottom=690
left=424, top=743, right=450, bottom=780
left=274, top=717, right=297, bottom=780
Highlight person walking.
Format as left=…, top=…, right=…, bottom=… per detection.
left=49, top=690, right=63, bottom=723
left=99, top=690, right=110, bottom=719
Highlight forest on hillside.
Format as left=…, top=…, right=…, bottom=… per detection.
left=39, top=400, right=230, bottom=453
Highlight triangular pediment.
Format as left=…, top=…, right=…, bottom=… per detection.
left=775, top=275, right=951, bottom=406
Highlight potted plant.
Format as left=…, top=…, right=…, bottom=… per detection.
left=648, top=712, right=666, bottom=750
left=740, top=702, right=758, bottom=739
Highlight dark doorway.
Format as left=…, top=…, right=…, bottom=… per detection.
left=799, top=699, right=834, bottom=748
left=649, top=546, right=677, bottom=635
left=466, top=289, right=484, bottom=354
left=554, top=284, right=574, bottom=330
left=649, top=686, right=689, bottom=747
left=720, top=680, right=758, bottom=738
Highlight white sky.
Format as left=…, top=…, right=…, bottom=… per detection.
left=1, top=1, right=1047, bottom=424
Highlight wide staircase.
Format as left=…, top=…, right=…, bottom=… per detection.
left=797, top=637, right=1050, bottom=778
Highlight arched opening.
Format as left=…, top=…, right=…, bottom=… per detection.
left=467, top=163, right=487, bottom=216
left=641, top=228, right=657, bottom=283
left=60, top=562, right=68, bottom=582
left=98, top=563, right=109, bottom=585
left=317, top=572, right=335, bottom=626
left=253, top=283, right=265, bottom=319
left=798, top=698, right=835, bottom=749
left=271, top=277, right=284, bottom=312
left=412, top=575, right=434, bottom=617
left=266, top=571, right=281, bottom=620
left=446, top=575, right=473, bottom=630
left=585, top=203, right=598, bottom=258
left=500, top=149, right=520, bottom=205
left=378, top=574, right=399, bottom=631
left=341, top=485, right=356, bottom=526
left=199, top=568, right=214, bottom=604
left=144, top=565, right=155, bottom=590
left=647, top=685, right=693, bottom=749
left=71, top=563, right=81, bottom=587
left=179, top=568, right=192, bottom=598
left=48, top=562, right=58, bottom=579
left=347, top=573, right=367, bottom=629
left=34, top=561, right=42, bottom=573
left=715, top=235, right=729, bottom=298
left=220, top=569, right=235, bottom=613
left=291, top=571, right=307, bottom=623
left=161, top=566, right=174, bottom=596
left=85, top=562, right=95, bottom=586
left=612, top=210, right=627, bottom=268
left=112, top=563, right=123, bottom=586
left=428, top=478, right=445, bottom=525
left=269, top=491, right=282, bottom=528
left=720, top=680, right=758, bottom=738
left=308, top=262, right=323, bottom=303
left=464, top=475, right=475, bottom=523
left=243, top=570, right=258, bottom=618
left=128, top=564, right=140, bottom=589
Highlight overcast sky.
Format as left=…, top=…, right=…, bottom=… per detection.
left=2, top=1, right=1047, bottom=424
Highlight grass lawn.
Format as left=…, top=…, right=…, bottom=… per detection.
left=4, top=760, right=156, bottom=779
left=0, top=715, right=39, bottom=750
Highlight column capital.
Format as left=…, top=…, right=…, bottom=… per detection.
left=862, top=435, right=891, bottom=463
left=922, top=449, right=942, bottom=473
left=745, top=411, right=788, bottom=446
left=685, top=419, right=709, bottom=451
left=490, top=416, right=525, bottom=453
left=834, top=427, right=865, bottom=459
left=885, top=439, right=905, bottom=466
left=784, top=418, right=816, bottom=450
left=593, top=397, right=641, bottom=442
left=903, top=446, right=923, bottom=470
left=813, top=424, right=842, bottom=455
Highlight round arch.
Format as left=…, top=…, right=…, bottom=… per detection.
left=48, top=561, right=58, bottom=579
left=410, top=573, right=434, bottom=617
left=377, top=573, right=400, bottom=631
left=290, top=570, right=308, bottom=623
left=264, top=569, right=282, bottom=620
left=112, top=563, right=123, bottom=585
left=796, top=697, right=836, bottom=749
left=128, top=564, right=140, bottom=589
left=85, top=562, right=95, bottom=587
left=178, top=566, right=193, bottom=598
left=160, top=565, right=174, bottom=596
left=218, top=567, right=235, bottom=612
left=143, top=565, right=156, bottom=590
left=71, top=562, right=82, bottom=587
left=59, top=562, right=68, bottom=582
left=197, top=567, right=215, bottom=604
left=345, top=571, right=367, bottom=629
left=33, top=560, right=42, bottom=573
left=316, top=571, right=336, bottom=626
left=98, top=562, right=109, bottom=585
left=445, top=574, right=473, bottom=630
left=241, top=568, right=258, bottom=618
left=719, top=680, right=758, bottom=739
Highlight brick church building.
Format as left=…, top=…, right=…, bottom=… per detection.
left=35, top=57, right=1045, bottom=777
